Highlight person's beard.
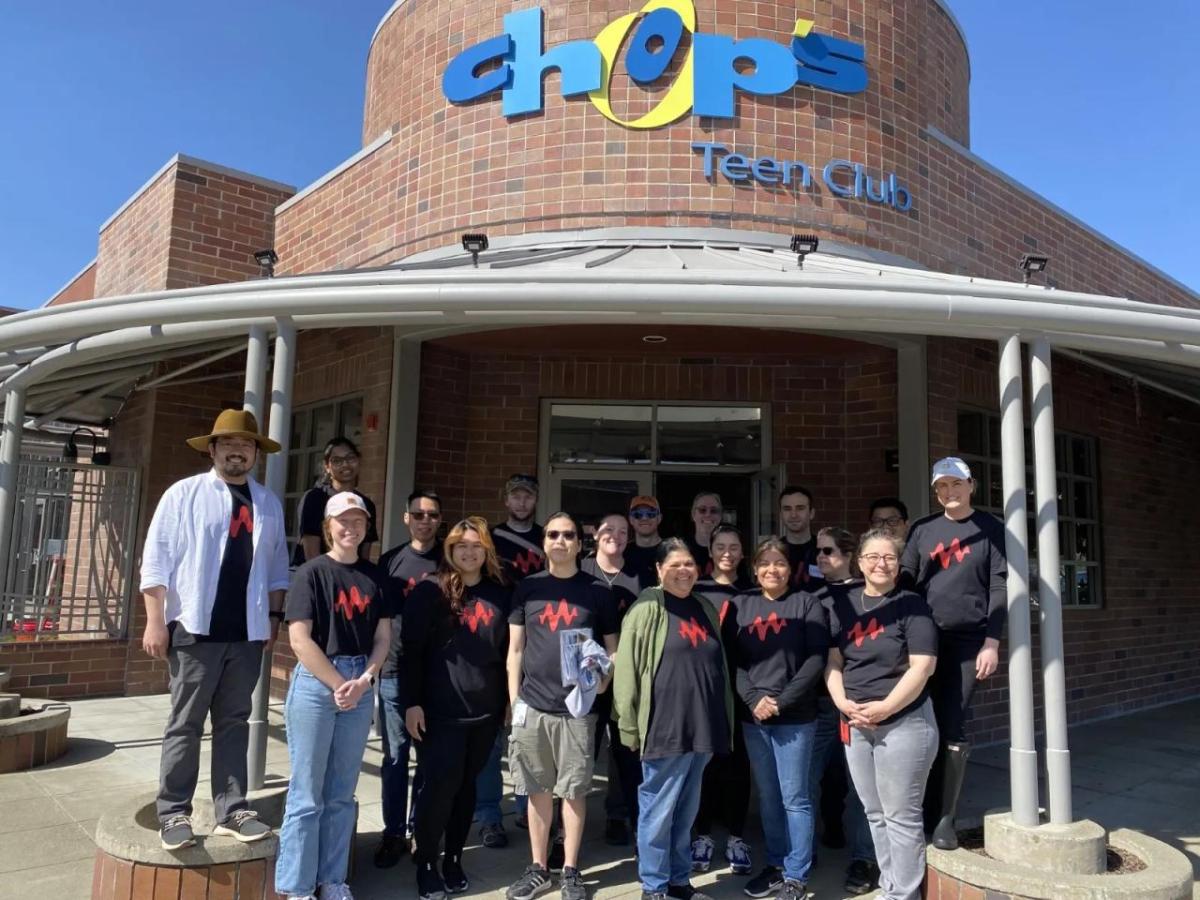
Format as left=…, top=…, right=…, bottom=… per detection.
left=510, top=508, right=534, bottom=524
left=219, top=455, right=250, bottom=478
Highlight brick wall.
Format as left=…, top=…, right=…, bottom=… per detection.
left=0, top=639, right=128, bottom=699
left=46, top=261, right=97, bottom=306
left=95, top=168, right=175, bottom=297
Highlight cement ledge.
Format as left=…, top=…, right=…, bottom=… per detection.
left=0, top=700, right=69, bottom=735
left=929, top=828, right=1194, bottom=900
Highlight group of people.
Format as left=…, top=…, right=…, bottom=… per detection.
left=140, top=408, right=1007, bottom=900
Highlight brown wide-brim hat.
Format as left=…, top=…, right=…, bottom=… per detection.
left=186, top=409, right=282, bottom=454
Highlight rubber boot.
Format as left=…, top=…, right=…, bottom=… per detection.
left=931, top=743, right=970, bottom=850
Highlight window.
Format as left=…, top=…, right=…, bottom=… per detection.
left=285, top=396, right=364, bottom=542
left=957, top=410, right=1102, bottom=608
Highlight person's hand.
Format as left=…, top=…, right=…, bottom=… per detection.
left=406, top=705, right=426, bottom=741
left=976, top=638, right=1000, bottom=680
left=838, top=698, right=875, bottom=730
left=858, top=700, right=892, bottom=725
left=752, top=696, right=779, bottom=721
left=334, top=676, right=368, bottom=710
left=142, top=621, right=169, bottom=659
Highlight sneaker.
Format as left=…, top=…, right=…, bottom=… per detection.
left=417, top=861, right=447, bottom=900
left=641, top=894, right=668, bottom=900
left=507, top=864, right=553, bottom=900
left=667, top=885, right=715, bottom=900
left=160, top=815, right=195, bottom=851
left=443, top=854, right=469, bottom=894
left=690, top=834, right=715, bottom=872
left=773, top=880, right=806, bottom=900
left=547, top=833, right=566, bottom=872
left=286, top=895, right=317, bottom=900
left=515, top=812, right=529, bottom=829
left=374, top=833, right=408, bottom=868
left=604, top=818, right=629, bottom=846
left=559, top=865, right=587, bottom=900
left=743, top=866, right=784, bottom=899
left=480, top=821, right=509, bottom=849
left=318, top=885, right=353, bottom=900
left=212, top=809, right=272, bottom=843
left=725, top=837, right=752, bottom=875
left=843, top=859, right=880, bottom=896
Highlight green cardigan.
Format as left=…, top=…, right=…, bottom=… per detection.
left=612, top=586, right=735, bottom=753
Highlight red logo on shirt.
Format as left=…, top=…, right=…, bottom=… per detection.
left=748, top=612, right=787, bottom=641
left=459, top=601, right=495, bottom=633
left=719, top=600, right=731, bottom=625
left=511, top=549, right=545, bottom=575
left=229, top=505, right=253, bottom=538
left=335, top=586, right=371, bottom=619
left=847, top=618, right=885, bottom=647
left=538, top=600, right=579, bottom=632
left=678, top=617, right=710, bottom=647
left=930, top=538, right=971, bottom=569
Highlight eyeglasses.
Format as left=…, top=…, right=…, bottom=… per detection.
left=546, top=530, right=577, bottom=541
left=860, top=553, right=898, bottom=566
left=630, top=509, right=659, bottom=520
left=817, top=546, right=838, bottom=556
left=328, top=453, right=359, bottom=465
left=870, top=516, right=903, bottom=528
left=694, top=506, right=721, bottom=515
left=408, top=511, right=441, bottom=521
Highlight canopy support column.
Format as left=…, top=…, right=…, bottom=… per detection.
left=248, top=318, right=296, bottom=791
left=0, top=388, right=27, bottom=596
left=1031, top=337, right=1073, bottom=824
left=242, top=325, right=268, bottom=420
left=382, top=334, right=422, bottom=549
left=998, top=335, right=1040, bottom=827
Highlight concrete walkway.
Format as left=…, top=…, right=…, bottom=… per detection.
left=0, top=693, right=1196, bottom=899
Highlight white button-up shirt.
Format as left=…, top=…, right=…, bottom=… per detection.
left=139, top=469, right=291, bottom=642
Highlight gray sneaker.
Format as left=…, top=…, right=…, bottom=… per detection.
left=213, top=809, right=272, bottom=843
left=160, top=815, right=196, bottom=850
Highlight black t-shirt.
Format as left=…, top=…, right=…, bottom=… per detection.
left=695, top=577, right=751, bottom=628
left=783, top=537, right=825, bottom=591
left=493, top=522, right=546, bottom=582
left=724, top=590, right=828, bottom=724
left=285, top=555, right=396, bottom=658
left=624, top=541, right=662, bottom=588
left=684, top=535, right=715, bottom=578
left=291, top=485, right=379, bottom=567
left=644, top=593, right=729, bottom=759
left=402, top=578, right=511, bottom=724
left=378, top=541, right=444, bottom=676
left=509, top=569, right=619, bottom=715
left=828, top=585, right=938, bottom=724
left=205, top=481, right=253, bottom=643
left=580, top=555, right=644, bottom=620
left=900, top=510, right=1007, bottom=640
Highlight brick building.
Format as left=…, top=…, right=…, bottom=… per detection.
left=0, top=0, right=1198, bottom=759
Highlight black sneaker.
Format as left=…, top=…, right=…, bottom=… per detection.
left=417, top=861, right=447, bottom=900
left=159, top=815, right=195, bottom=851
left=547, top=834, right=566, bottom=872
left=374, top=833, right=408, bottom=868
left=604, top=818, right=629, bottom=846
left=774, top=880, right=806, bottom=900
left=743, top=867, right=784, bottom=899
left=442, top=854, right=469, bottom=894
left=480, top=821, right=509, bottom=848
left=843, top=859, right=879, bottom=896
left=641, top=894, right=667, bottom=900
left=667, top=885, right=715, bottom=900
left=559, top=865, right=587, bottom=900
left=507, top=864, right=553, bottom=900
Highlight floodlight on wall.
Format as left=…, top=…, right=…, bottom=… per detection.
left=1019, top=253, right=1049, bottom=285
left=791, top=234, right=819, bottom=269
left=63, top=427, right=111, bottom=466
left=462, top=233, right=489, bottom=267
left=254, top=248, right=278, bottom=279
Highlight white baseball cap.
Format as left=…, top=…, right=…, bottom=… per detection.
left=930, top=457, right=972, bottom=485
left=325, top=491, right=369, bottom=519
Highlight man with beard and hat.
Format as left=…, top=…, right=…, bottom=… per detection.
left=140, top=409, right=291, bottom=851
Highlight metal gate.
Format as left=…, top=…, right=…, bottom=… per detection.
left=1, top=460, right=140, bottom=640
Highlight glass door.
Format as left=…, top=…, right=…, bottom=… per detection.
left=750, top=463, right=787, bottom=546
left=547, top=472, right=652, bottom=545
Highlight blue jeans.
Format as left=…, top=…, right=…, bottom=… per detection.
left=810, top=697, right=875, bottom=863
left=637, top=752, right=711, bottom=893
left=744, top=720, right=817, bottom=883
left=276, top=658, right=374, bottom=896
left=379, top=675, right=419, bottom=836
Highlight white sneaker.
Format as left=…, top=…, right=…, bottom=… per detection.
left=725, top=836, right=753, bottom=875
left=319, top=885, right=354, bottom=900
left=691, top=834, right=715, bottom=872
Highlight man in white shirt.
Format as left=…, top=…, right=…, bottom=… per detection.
left=140, top=410, right=290, bottom=851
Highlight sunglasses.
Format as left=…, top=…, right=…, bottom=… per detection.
left=630, top=508, right=659, bottom=519
left=817, top=546, right=838, bottom=556
left=408, top=511, right=441, bottom=521
left=546, top=530, right=577, bottom=541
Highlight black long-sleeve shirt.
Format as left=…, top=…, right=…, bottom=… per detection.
left=723, top=589, right=829, bottom=724
left=899, top=509, right=1007, bottom=640
left=401, top=577, right=510, bottom=724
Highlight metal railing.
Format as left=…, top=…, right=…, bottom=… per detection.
left=1, top=459, right=140, bottom=640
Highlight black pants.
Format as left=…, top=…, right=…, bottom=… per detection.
left=924, top=632, right=983, bottom=828
left=694, top=720, right=750, bottom=836
left=412, top=718, right=499, bottom=864
left=604, top=717, right=643, bottom=831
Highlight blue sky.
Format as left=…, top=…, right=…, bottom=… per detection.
left=1, top=0, right=1196, bottom=309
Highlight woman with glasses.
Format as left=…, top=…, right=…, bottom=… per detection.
left=406, top=518, right=511, bottom=900
left=293, top=436, right=378, bottom=565
left=826, top=530, right=938, bottom=900
left=614, top=538, right=733, bottom=900
left=724, top=538, right=828, bottom=900
left=684, top=493, right=723, bottom=577
left=506, top=513, right=620, bottom=900
left=690, top=524, right=754, bottom=878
